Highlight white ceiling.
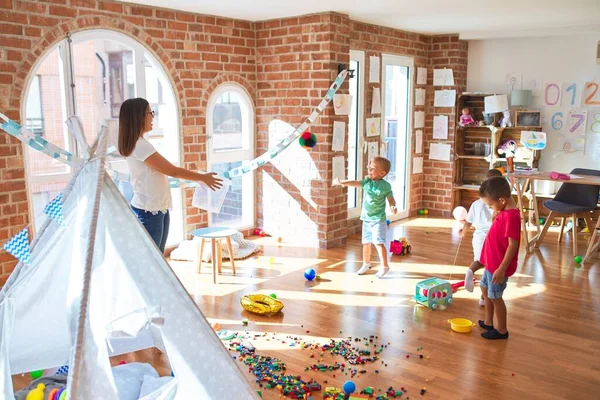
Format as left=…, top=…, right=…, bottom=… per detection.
left=122, top=0, right=600, bottom=39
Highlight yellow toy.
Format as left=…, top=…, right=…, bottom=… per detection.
left=25, top=383, right=45, bottom=400
left=240, top=293, right=284, bottom=315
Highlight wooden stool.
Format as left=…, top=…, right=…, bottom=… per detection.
left=191, top=227, right=237, bottom=284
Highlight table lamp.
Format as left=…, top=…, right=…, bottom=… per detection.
left=510, top=89, right=532, bottom=109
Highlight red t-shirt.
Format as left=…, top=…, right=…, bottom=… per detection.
left=480, top=208, right=521, bottom=277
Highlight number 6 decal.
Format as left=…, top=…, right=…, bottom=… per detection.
left=551, top=111, right=564, bottom=131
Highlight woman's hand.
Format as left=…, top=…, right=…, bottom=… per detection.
left=201, top=172, right=223, bottom=190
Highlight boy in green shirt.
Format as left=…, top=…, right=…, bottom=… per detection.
left=339, top=156, right=397, bottom=277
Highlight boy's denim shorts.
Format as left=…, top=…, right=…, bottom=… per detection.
left=361, top=220, right=387, bottom=245
left=480, top=268, right=508, bottom=299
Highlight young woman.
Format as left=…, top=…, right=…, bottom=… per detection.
left=118, top=98, right=222, bottom=252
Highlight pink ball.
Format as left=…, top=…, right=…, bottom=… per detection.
left=452, top=206, right=468, bottom=221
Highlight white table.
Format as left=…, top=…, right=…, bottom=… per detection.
left=190, top=227, right=237, bottom=284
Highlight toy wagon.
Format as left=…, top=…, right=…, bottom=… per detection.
left=414, top=277, right=453, bottom=310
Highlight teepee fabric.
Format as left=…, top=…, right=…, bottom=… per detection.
left=0, top=126, right=258, bottom=399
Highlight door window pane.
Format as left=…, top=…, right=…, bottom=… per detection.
left=211, top=91, right=249, bottom=152
left=210, top=161, right=253, bottom=228
left=347, top=60, right=360, bottom=209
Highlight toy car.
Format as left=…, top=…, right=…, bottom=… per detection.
left=390, top=237, right=411, bottom=256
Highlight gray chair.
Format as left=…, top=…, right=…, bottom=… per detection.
left=534, top=168, right=600, bottom=255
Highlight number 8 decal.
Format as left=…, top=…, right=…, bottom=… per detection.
left=591, top=111, right=600, bottom=134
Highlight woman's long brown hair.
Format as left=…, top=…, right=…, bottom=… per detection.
left=118, top=98, right=149, bottom=157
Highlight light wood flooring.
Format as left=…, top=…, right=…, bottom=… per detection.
left=13, top=217, right=600, bottom=399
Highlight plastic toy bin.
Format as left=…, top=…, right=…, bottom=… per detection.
left=192, top=176, right=231, bottom=213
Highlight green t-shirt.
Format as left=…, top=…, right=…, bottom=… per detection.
left=360, top=178, right=393, bottom=221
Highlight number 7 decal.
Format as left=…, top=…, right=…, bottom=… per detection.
left=567, top=109, right=587, bottom=136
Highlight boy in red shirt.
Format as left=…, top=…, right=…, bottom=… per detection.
left=478, top=177, right=521, bottom=340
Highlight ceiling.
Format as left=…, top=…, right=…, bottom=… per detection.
left=122, top=0, right=600, bottom=39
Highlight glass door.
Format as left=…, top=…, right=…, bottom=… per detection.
left=381, top=54, right=413, bottom=220
left=347, top=50, right=365, bottom=219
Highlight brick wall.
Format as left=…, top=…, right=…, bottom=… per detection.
left=0, top=0, right=257, bottom=285
left=423, top=35, right=468, bottom=217
left=255, top=13, right=350, bottom=248
left=348, top=21, right=430, bottom=233
left=0, top=0, right=469, bottom=283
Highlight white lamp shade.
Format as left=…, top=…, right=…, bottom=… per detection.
left=484, top=95, right=509, bottom=113
left=510, top=90, right=532, bottom=107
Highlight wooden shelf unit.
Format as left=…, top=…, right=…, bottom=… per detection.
left=452, top=93, right=542, bottom=209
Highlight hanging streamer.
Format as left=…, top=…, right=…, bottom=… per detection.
left=0, top=70, right=349, bottom=188
left=223, top=69, right=348, bottom=179
left=0, top=113, right=74, bottom=165
left=2, top=227, right=31, bottom=265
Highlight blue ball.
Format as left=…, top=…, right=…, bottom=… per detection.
left=304, top=268, right=316, bottom=281
left=343, top=380, right=356, bottom=394
left=386, top=219, right=391, bottom=226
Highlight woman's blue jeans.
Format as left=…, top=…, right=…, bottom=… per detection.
left=131, top=206, right=170, bottom=252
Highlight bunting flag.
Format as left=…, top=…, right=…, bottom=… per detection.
left=2, top=227, right=31, bottom=265
left=43, top=193, right=65, bottom=226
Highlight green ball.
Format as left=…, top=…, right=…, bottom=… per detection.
left=574, top=256, right=582, bottom=264
left=418, top=209, right=424, bottom=215
left=269, top=293, right=277, bottom=299
left=30, top=370, right=43, bottom=379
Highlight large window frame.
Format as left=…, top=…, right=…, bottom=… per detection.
left=347, top=50, right=366, bottom=219
left=206, top=83, right=255, bottom=229
left=22, top=29, right=183, bottom=243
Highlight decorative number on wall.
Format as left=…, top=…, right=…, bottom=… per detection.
left=544, top=82, right=562, bottom=106
left=583, top=82, right=600, bottom=106
left=564, top=83, right=578, bottom=107
left=551, top=111, right=564, bottom=131
left=590, top=111, right=600, bottom=134
left=566, top=109, right=588, bottom=136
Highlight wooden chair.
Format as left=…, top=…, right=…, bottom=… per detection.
left=191, top=227, right=237, bottom=284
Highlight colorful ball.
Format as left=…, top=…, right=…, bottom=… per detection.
left=452, top=206, right=468, bottom=221
left=299, top=131, right=317, bottom=149
left=30, top=370, right=43, bottom=380
left=418, top=209, right=424, bottom=215
left=424, top=209, right=429, bottom=215
left=269, top=293, right=277, bottom=299
left=386, top=219, right=391, bottom=226
left=574, top=256, right=582, bottom=264
left=304, top=268, right=316, bottom=281
left=343, top=380, right=356, bottom=394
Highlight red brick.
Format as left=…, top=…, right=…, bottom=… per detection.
left=98, top=1, right=122, bottom=13
left=50, top=5, right=77, bottom=17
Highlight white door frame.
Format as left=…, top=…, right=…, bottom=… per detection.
left=348, top=50, right=365, bottom=219
left=381, top=54, right=413, bottom=221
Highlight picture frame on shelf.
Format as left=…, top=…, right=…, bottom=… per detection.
left=515, top=110, right=542, bottom=128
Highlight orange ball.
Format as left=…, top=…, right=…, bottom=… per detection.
left=277, top=237, right=282, bottom=243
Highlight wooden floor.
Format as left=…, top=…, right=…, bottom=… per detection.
left=13, top=217, right=600, bottom=399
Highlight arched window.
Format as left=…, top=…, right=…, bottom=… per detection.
left=206, top=84, right=255, bottom=228
left=23, top=29, right=183, bottom=244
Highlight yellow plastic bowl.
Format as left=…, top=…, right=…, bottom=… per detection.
left=448, top=318, right=476, bottom=333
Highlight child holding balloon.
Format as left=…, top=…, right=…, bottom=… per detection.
left=460, top=169, right=503, bottom=303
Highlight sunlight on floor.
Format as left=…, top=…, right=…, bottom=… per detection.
left=216, top=328, right=344, bottom=351
left=399, top=217, right=461, bottom=229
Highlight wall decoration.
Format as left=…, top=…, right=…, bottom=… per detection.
left=371, top=87, right=381, bottom=114
left=333, top=94, right=352, bottom=115
left=415, top=88, right=426, bottom=106
left=562, top=82, right=581, bottom=107
left=415, top=129, right=423, bottom=154
left=520, top=131, right=547, bottom=150
left=366, top=117, right=380, bottom=137
left=369, top=56, right=380, bottom=83
left=589, top=110, right=600, bottom=134
left=515, top=110, right=542, bottom=127
left=433, top=69, right=454, bottom=86
left=417, top=67, right=427, bottom=85
left=557, top=136, right=585, bottom=155
left=429, top=143, right=451, bottom=161
left=566, top=109, right=587, bottom=136
left=433, top=115, right=448, bottom=139
left=332, top=121, right=345, bottom=151
left=543, top=82, right=562, bottom=107
left=523, top=74, right=542, bottom=97
left=412, top=157, right=423, bottom=174
left=414, top=111, right=425, bottom=128
left=434, top=90, right=456, bottom=107
left=583, top=81, right=600, bottom=106
left=505, top=72, right=522, bottom=91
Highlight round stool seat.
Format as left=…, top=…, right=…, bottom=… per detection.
left=191, top=227, right=237, bottom=283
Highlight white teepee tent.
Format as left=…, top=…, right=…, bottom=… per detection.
left=0, top=121, right=258, bottom=399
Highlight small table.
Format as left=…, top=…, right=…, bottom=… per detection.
left=190, top=227, right=237, bottom=284
left=507, top=172, right=600, bottom=261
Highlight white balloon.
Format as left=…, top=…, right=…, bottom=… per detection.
left=452, top=206, right=468, bottom=221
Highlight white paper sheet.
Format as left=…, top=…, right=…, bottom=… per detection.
left=380, top=142, right=387, bottom=157
left=366, top=117, right=381, bottom=137
left=566, top=109, right=588, bottom=136
left=429, top=143, right=451, bottom=161
left=594, top=141, right=600, bottom=161
left=415, top=129, right=423, bottom=154
left=434, top=90, right=456, bottom=107
left=367, top=141, right=378, bottom=162
left=562, top=82, right=581, bottom=107
left=371, top=87, right=381, bottom=114
left=505, top=72, right=522, bottom=91
left=332, top=121, right=345, bottom=151
left=369, top=56, right=380, bottom=83
left=417, top=67, right=427, bottom=85
left=524, top=74, right=542, bottom=97
left=414, top=111, right=425, bottom=128
left=543, top=81, right=562, bottom=107
left=415, top=88, right=426, bottom=106
left=412, top=157, right=423, bottom=174
left=557, top=136, right=585, bottom=154
left=332, top=156, right=344, bottom=184
left=433, top=69, right=454, bottom=86
left=433, top=115, right=448, bottom=139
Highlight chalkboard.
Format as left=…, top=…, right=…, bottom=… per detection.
left=515, top=111, right=541, bottom=127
